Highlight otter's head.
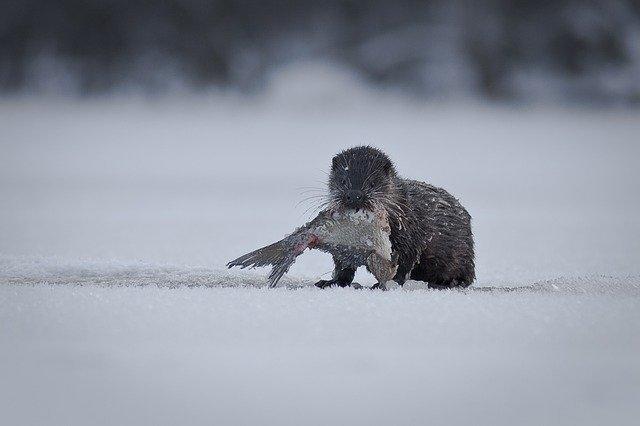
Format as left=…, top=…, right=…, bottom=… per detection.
left=328, top=146, right=397, bottom=210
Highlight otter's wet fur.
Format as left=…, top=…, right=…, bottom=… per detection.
left=321, top=146, right=475, bottom=289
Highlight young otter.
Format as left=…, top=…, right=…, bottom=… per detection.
left=315, top=146, right=475, bottom=289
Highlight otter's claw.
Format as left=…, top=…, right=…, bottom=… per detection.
left=370, top=282, right=388, bottom=291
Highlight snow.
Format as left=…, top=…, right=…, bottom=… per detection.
left=1, top=278, right=639, bottom=425
left=1, top=83, right=640, bottom=424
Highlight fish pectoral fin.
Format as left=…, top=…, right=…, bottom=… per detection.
left=366, top=251, right=398, bottom=284
left=366, top=250, right=394, bottom=265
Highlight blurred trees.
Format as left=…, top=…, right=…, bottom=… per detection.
left=1, top=0, right=638, bottom=102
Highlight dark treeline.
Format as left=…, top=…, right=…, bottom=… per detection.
left=1, top=0, right=639, bottom=102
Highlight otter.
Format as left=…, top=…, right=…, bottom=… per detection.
left=315, top=146, right=475, bottom=289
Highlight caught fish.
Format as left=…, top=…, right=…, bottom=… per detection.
left=227, top=207, right=397, bottom=288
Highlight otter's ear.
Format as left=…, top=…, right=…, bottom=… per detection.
left=331, top=156, right=341, bottom=171
left=383, top=161, right=394, bottom=175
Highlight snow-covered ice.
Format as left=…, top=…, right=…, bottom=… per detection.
left=1, top=85, right=640, bottom=425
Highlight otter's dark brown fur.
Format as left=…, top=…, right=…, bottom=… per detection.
left=316, top=146, right=475, bottom=289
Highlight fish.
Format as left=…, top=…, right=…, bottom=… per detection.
left=227, top=207, right=398, bottom=288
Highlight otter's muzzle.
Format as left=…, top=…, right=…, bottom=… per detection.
left=343, top=189, right=365, bottom=209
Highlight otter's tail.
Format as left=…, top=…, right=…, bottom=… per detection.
left=227, top=240, right=297, bottom=288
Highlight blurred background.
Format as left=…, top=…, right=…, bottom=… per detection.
left=2, top=0, right=640, bottom=104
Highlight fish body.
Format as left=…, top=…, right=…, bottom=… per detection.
left=227, top=207, right=397, bottom=287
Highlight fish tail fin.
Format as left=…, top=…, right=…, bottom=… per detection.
left=267, top=255, right=297, bottom=288
left=227, top=240, right=290, bottom=270
left=227, top=240, right=297, bottom=288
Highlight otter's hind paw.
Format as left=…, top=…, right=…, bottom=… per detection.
left=370, top=282, right=388, bottom=291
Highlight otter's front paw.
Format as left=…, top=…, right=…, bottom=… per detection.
left=314, top=279, right=334, bottom=289
left=314, top=279, right=358, bottom=289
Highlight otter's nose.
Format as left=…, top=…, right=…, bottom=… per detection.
left=343, top=190, right=365, bottom=208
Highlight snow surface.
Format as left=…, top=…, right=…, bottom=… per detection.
left=1, top=85, right=640, bottom=425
